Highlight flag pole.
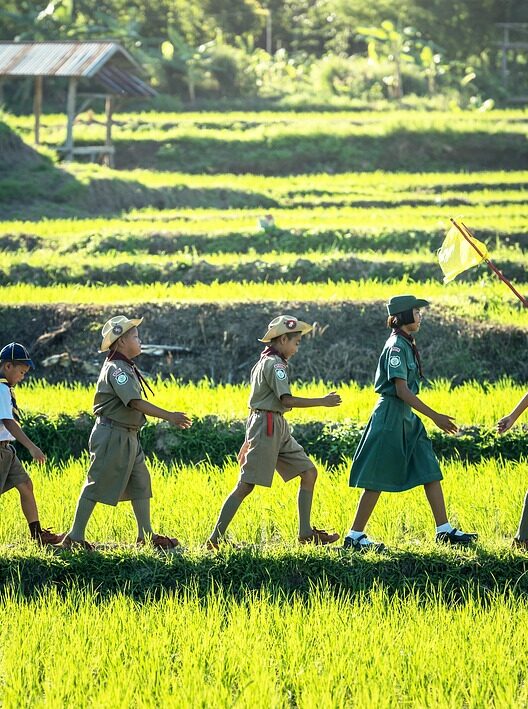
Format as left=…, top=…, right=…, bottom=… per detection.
left=450, top=218, right=528, bottom=307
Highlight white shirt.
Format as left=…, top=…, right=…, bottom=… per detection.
left=0, top=384, right=15, bottom=441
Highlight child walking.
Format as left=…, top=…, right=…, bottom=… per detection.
left=344, top=295, right=477, bottom=552
left=62, top=315, right=192, bottom=550
left=497, top=392, right=528, bottom=550
left=0, top=342, right=63, bottom=546
left=207, top=314, right=341, bottom=549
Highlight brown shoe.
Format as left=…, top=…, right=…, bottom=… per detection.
left=36, top=528, right=66, bottom=546
left=206, top=539, right=219, bottom=551
left=299, top=527, right=340, bottom=545
left=512, top=538, right=528, bottom=551
left=60, top=534, right=94, bottom=551
left=137, top=534, right=181, bottom=550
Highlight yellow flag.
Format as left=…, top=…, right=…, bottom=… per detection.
left=437, top=224, right=489, bottom=283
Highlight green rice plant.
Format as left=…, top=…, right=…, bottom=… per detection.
left=18, top=378, right=528, bottom=429
left=0, top=455, right=525, bottom=549
left=1, top=280, right=527, bottom=329
left=0, top=585, right=528, bottom=706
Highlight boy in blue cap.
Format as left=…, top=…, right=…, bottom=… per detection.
left=0, top=342, right=63, bottom=545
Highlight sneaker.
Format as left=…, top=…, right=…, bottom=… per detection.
left=512, top=538, right=528, bottom=551
left=59, top=534, right=94, bottom=551
left=137, top=534, right=181, bottom=550
left=299, top=527, right=340, bottom=545
left=342, top=534, right=385, bottom=553
left=436, top=529, right=477, bottom=546
left=36, top=528, right=66, bottom=546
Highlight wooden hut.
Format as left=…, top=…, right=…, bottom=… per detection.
left=0, top=40, right=156, bottom=165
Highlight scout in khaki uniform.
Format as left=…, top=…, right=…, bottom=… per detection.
left=0, top=342, right=63, bottom=545
left=497, top=392, right=528, bottom=550
left=344, top=295, right=477, bottom=552
left=61, top=316, right=192, bottom=550
left=207, top=314, right=342, bottom=549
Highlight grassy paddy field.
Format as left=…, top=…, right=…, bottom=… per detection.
left=2, top=456, right=528, bottom=705
left=1, top=109, right=528, bottom=706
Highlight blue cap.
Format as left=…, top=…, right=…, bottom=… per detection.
left=0, top=342, right=34, bottom=368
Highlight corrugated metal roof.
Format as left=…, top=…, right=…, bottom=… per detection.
left=0, top=41, right=140, bottom=78
left=95, top=65, right=157, bottom=98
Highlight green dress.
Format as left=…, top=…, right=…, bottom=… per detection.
left=349, top=332, right=442, bottom=492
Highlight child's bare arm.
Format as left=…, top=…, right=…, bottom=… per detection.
left=2, top=418, right=46, bottom=462
left=128, top=399, right=192, bottom=428
left=393, top=379, right=457, bottom=434
left=497, top=391, right=528, bottom=433
left=280, top=392, right=341, bottom=409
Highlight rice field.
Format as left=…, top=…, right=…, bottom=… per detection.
left=2, top=587, right=528, bottom=708
left=2, top=108, right=528, bottom=707
left=16, top=377, right=528, bottom=430
left=2, top=455, right=528, bottom=706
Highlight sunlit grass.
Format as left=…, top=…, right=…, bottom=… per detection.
left=17, top=377, right=528, bottom=430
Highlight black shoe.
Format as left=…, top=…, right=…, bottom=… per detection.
left=342, top=534, right=385, bottom=553
left=436, top=529, right=478, bottom=546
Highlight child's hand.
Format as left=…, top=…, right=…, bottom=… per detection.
left=29, top=444, right=46, bottom=463
left=323, top=391, right=342, bottom=407
left=167, top=411, right=192, bottom=429
left=432, top=413, right=458, bottom=434
left=497, top=414, right=516, bottom=434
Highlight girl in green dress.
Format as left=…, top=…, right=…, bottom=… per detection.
left=344, top=294, right=477, bottom=552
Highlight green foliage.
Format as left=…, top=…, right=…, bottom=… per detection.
left=1, top=0, right=524, bottom=107
left=12, top=412, right=528, bottom=466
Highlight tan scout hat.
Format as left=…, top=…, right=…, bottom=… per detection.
left=100, top=315, right=143, bottom=352
left=259, top=314, right=312, bottom=343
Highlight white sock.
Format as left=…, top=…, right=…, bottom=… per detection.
left=436, top=522, right=464, bottom=536
left=346, top=529, right=371, bottom=545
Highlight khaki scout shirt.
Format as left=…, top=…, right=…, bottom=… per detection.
left=93, top=359, right=146, bottom=427
left=374, top=333, right=421, bottom=397
left=248, top=353, right=292, bottom=413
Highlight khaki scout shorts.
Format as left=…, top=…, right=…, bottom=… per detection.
left=0, top=444, right=31, bottom=495
left=80, top=421, right=152, bottom=506
left=239, top=411, right=314, bottom=487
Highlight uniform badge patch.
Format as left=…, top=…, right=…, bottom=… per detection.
left=389, top=355, right=401, bottom=367
left=285, top=319, right=297, bottom=329
left=391, top=347, right=401, bottom=353
left=275, top=368, right=287, bottom=380
left=116, top=373, right=129, bottom=385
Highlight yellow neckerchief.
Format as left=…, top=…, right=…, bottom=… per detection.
left=0, top=377, right=20, bottom=421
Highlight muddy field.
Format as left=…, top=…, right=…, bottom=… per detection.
left=2, top=300, right=525, bottom=385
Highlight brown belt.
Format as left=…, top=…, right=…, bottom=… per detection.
left=96, top=415, right=140, bottom=433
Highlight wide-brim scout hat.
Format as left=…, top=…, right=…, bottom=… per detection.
left=100, top=315, right=143, bottom=353
left=258, top=314, right=313, bottom=343
left=386, top=295, right=430, bottom=316
left=0, top=342, right=34, bottom=368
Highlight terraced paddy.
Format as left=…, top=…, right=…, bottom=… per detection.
left=1, top=109, right=528, bottom=707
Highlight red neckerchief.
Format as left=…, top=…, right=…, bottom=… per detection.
left=107, top=350, right=155, bottom=399
left=392, top=328, right=424, bottom=378
left=0, top=377, right=20, bottom=422
left=260, top=346, right=288, bottom=365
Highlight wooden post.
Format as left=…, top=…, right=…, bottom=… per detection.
left=105, top=94, right=114, bottom=167
left=266, top=10, right=272, bottom=54
left=501, top=25, right=509, bottom=86
left=65, top=76, right=77, bottom=162
left=34, top=76, right=43, bottom=145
